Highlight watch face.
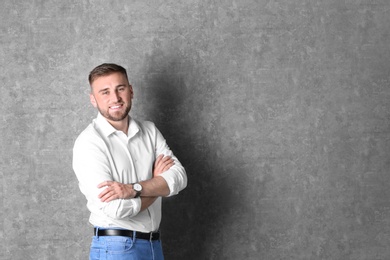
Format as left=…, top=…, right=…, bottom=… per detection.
left=134, top=183, right=142, bottom=191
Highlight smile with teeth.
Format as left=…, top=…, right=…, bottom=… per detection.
left=109, top=104, right=123, bottom=110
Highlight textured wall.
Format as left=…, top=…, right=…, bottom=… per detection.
left=1, top=0, right=390, bottom=259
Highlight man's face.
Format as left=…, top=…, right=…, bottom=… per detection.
left=89, top=72, right=133, bottom=124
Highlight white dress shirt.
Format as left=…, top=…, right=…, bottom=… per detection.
left=73, top=113, right=187, bottom=232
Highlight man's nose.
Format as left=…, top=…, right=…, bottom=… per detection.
left=111, top=91, right=121, bottom=102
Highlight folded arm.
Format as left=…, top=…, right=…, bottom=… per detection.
left=97, top=155, right=174, bottom=210
left=73, top=135, right=143, bottom=220
left=96, top=126, right=187, bottom=208
left=73, top=122, right=187, bottom=219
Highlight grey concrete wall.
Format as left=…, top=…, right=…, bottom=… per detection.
left=1, top=0, right=390, bottom=259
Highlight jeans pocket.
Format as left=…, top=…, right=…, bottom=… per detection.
left=90, top=238, right=101, bottom=260
left=106, top=237, right=134, bottom=255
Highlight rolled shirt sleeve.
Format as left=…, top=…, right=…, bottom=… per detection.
left=72, top=114, right=187, bottom=231
left=153, top=127, right=187, bottom=196
left=73, top=130, right=142, bottom=220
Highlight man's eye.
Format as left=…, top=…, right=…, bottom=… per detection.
left=102, top=91, right=109, bottom=95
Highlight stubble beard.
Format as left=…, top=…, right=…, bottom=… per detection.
left=98, top=103, right=132, bottom=122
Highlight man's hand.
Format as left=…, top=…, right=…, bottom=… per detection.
left=97, top=181, right=133, bottom=202
left=153, top=154, right=174, bottom=177
left=97, top=155, right=174, bottom=203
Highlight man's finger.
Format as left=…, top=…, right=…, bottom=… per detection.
left=156, top=156, right=172, bottom=169
left=101, top=190, right=118, bottom=202
left=162, top=162, right=174, bottom=172
left=161, top=156, right=172, bottom=163
left=98, top=187, right=110, bottom=198
left=97, top=180, right=112, bottom=188
left=161, top=158, right=174, bottom=168
left=154, top=157, right=164, bottom=170
left=154, top=155, right=164, bottom=166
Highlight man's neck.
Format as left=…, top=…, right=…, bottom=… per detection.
left=107, top=116, right=129, bottom=135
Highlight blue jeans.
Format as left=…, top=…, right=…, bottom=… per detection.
left=90, top=231, right=164, bottom=260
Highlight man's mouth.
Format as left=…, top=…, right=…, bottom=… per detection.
left=109, top=104, right=123, bottom=110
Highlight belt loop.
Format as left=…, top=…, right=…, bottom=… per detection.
left=149, top=231, right=153, bottom=241
left=95, top=227, right=99, bottom=238
left=132, top=230, right=137, bottom=242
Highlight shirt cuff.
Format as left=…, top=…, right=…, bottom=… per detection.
left=131, top=197, right=142, bottom=215
left=160, top=173, right=176, bottom=197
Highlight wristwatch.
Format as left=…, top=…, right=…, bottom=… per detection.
left=133, top=183, right=143, bottom=198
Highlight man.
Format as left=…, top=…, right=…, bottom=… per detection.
left=73, top=63, right=187, bottom=259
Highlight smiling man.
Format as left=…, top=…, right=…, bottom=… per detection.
left=73, top=63, right=187, bottom=260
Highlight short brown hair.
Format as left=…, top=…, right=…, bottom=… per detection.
left=88, top=63, right=129, bottom=85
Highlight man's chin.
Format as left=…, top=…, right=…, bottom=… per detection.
left=100, top=111, right=128, bottom=122
left=108, top=114, right=128, bottom=122
left=97, top=106, right=130, bottom=122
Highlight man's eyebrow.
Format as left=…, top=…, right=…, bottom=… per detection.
left=97, top=85, right=127, bottom=93
left=98, top=88, right=109, bottom=93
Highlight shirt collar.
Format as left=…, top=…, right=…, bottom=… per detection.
left=95, top=113, right=140, bottom=138
left=127, top=117, right=140, bottom=138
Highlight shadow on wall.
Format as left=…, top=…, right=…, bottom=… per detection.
left=140, top=53, right=234, bottom=259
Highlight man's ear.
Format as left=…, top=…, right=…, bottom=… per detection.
left=129, top=85, right=134, bottom=99
left=90, top=94, right=97, bottom=108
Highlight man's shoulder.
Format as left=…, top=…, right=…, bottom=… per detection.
left=132, top=118, right=158, bottom=134
left=74, top=122, right=105, bottom=148
left=133, top=118, right=156, bottom=129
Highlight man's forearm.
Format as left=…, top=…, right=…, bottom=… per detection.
left=97, top=176, right=170, bottom=202
left=139, top=176, right=170, bottom=197
left=137, top=177, right=170, bottom=211
left=140, top=196, right=159, bottom=211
